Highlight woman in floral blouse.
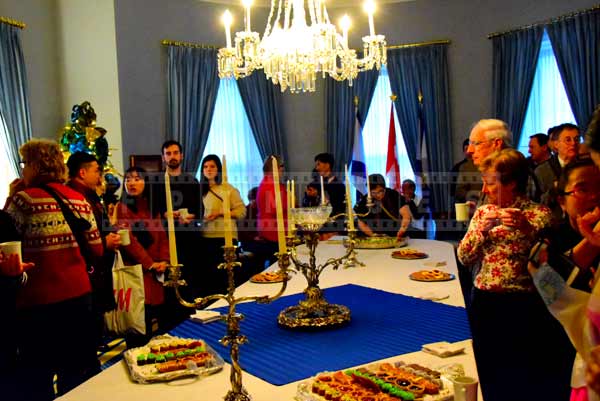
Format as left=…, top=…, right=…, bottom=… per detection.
left=458, top=148, right=573, bottom=401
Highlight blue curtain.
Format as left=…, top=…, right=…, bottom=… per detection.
left=0, top=23, right=32, bottom=174
left=325, top=69, right=379, bottom=173
left=546, top=10, right=600, bottom=127
left=236, top=70, right=287, bottom=162
left=492, top=27, right=543, bottom=146
left=166, top=46, right=219, bottom=173
left=387, top=44, right=452, bottom=214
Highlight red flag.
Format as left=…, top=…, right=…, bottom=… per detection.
left=386, top=103, right=401, bottom=191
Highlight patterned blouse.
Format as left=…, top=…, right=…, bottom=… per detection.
left=457, top=198, right=551, bottom=293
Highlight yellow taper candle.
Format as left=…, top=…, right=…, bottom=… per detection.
left=286, top=180, right=292, bottom=236
left=164, top=171, right=178, bottom=266
left=345, top=164, right=355, bottom=230
left=222, top=155, right=233, bottom=247
left=272, top=157, right=286, bottom=254
left=320, top=175, right=325, bottom=205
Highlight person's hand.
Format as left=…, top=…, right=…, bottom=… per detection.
left=204, top=212, right=221, bottom=222
left=150, top=261, right=167, bottom=273
left=105, top=232, right=121, bottom=250
left=479, top=209, right=500, bottom=232
left=499, top=208, right=532, bottom=234
left=178, top=213, right=195, bottom=225
left=9, top=178, right=26, bottom=197
left=0, top=252, right=35, bottom=277
left=586, top=344, right=600, bottom=396
left=396, top=228, right=407, bottom=239
left=164, top=210, right=180, bottom=220
left=577, top=207, right=600, bottom=247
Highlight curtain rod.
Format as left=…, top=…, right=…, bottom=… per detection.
left=387, top=39, right=450, bottom=50
left=161, top=39, right=218, bottom=49
left=0, top=16, right=26, bottom=29
left=487, top=4, right=600, bottom=39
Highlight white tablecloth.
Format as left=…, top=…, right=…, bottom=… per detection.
left=59, top=239, right=482, bottom=401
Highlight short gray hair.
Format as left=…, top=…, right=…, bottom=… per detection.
left=473, top=119, right=512, bottom=146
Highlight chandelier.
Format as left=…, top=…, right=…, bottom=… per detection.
left=217, top=0, right=387, bottom=93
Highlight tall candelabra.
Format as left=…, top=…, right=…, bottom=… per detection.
left=165, top=246, right=290, bottom=401
left=278, top=205, right=357, bottom=329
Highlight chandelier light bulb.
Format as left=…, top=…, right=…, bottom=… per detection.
left=340, top=15, right=351, bottom=48
left=364, top=0, right=376, bottom=36
left=222, top=10, right=233, bottom=48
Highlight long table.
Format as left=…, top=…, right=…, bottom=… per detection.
left=58, top=239, right=482, bottom=401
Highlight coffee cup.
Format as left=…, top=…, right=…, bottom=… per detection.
left=452, top=376, right=478, bottom=401
left=179, top=208, right=189, bottom=219
left=117, top=229, right=131, bottom=246
left=455, top=203, right=470, bottom=222
left=0, top=241, right=22, bottom=263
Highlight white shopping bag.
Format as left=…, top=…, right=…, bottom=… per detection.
left=104, top=251, right=146, bottom=335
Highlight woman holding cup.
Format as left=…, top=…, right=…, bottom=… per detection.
left=199, top=154, right=246, bottom=295
left=5, top=139, right=104, bottom=399
left=116, top=166, right=169, bottom=348
left=457, top=148, right=573, bottom=401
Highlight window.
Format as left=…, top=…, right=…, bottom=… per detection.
left=362, top=65, right=416, bottom=188
left=198, top=77, right=263, bottom=204
left=518, top=30, right=576, bottom=154
left=0, top=113, right=18, bottom=205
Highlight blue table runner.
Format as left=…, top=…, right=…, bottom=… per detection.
left=170, top=284, right=471, bottom=385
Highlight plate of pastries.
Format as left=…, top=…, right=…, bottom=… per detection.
left=391, top=249, right=429, bottom=260
left=250, top=270, right=291, bottom=284
left=409, top=270, right=455, bottom=282
left=124, top=335, right=224, bottom=383
left=295, top=361, right=453, bottom=401
left=344, top=235, right=407, bottom=249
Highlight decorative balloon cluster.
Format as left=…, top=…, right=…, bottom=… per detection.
left=58, top=101, right=120, bottom=197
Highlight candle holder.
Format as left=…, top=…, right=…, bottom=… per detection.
left=278, top=205, right=354, bottom=329
left=165, top=246, right=289, bottom=401
left=342, top=228, right=365, bottom=269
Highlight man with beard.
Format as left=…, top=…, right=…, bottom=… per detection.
left=152, top=140, right=203, bottom=328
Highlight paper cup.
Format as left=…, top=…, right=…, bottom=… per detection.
left=117, top=229, right=131, bottom=246
left=179, top=208, right=189, bottom=219
left=452, top=376, right=478, bottom=401
left=0, top=241, right=22, bottom=263
left=455, top=203, right=469, bottom=222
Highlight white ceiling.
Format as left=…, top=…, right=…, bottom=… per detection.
left=196, top=0, right=414, bottom=8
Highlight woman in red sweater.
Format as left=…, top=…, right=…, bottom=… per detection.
left=5, top=139, right=103, bottom=400
left=116, top=166, right=169, bottom=348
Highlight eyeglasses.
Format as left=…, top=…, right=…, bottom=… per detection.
left=468, top=139, right=492, bottom=147
left=559, top=136, right=581, bottom=144
left=370, top=189, right=385, bottom=196
left=563, top=187, right=600, bottom=199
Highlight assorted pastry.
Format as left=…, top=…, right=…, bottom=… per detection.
left=409, top=270, right=454, bottom=282
left=302, top=362, right=449, bottom=401
left=125, top=337, right=223, bottom=382
left=391, top=249, right=429, bottom=259
left=250, top=271, right=290, bottom=283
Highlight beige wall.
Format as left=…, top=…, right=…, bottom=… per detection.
left=56, top=0, right=124, bottom=175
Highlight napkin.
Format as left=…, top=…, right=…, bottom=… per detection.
left=422, top=341, right=465, bottom=358
left=190, top=310, right=222, bottom=324
left=415, top=291, right=450, bottom=301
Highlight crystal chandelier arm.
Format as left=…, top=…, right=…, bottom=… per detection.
left=307, top=0, right=316, bottom=25
left=264, top=0, right=278, bottom=36
left=322, top=1, right=331, bottom=24
left=284, top=0, right=292, bottom=30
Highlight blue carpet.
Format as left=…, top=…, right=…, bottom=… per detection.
left=170, top=284, right=471, bottom=386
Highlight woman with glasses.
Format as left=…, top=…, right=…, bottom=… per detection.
left=457, top=148, right=573, bottom=401
left=528, top=106, right=600, bottom=401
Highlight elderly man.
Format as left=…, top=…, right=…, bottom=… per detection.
left=535, top=123, right=580, bottom=196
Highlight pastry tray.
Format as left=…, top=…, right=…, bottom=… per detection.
left=123, top=334, right=224, bottom=383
